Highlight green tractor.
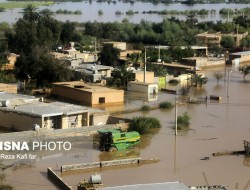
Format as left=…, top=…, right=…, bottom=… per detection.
left=98, top=129, right=140, bottom=152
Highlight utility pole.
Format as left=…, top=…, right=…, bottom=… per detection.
left=144, top=47, right=147, bottom=83
left=158, top=45, right=161, bottom=62
left=227, top=69, right=232, bottom=98
left=175, top=95, right=178, bottom=136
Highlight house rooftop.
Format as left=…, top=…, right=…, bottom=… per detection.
left=0, top=92, right=88, bottom=117
left=75, top=64, right=113, bottom=72
left=230, top=51, right=250, bottom=56
left=52, top=81, right=123, bottom=93
left=99, top=182, right=190, bottom=190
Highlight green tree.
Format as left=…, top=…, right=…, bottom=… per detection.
left=108, top=65, right=133, bottom=89
left=220, top=36, right=235, bottom=49
left=191, top=73, right=208, bottom=87
left=15, top=50, right=72, bottom=87
left=146, top=62, right=168, bottom=77
left=129, top=116, right=161, bottom=134
left=177, top=112, right=191, bottom=129
left=98, top=44, right=120, bottom=66
left=22, top=4, right=40, bottom=22
left=213, top=72, right=223, bottom=84
left=239, top=65, right=250, bottom=80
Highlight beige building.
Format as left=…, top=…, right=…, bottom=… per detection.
left=120, top=50, right=142, bottom=61
left=0, top=92, right=89, bottom=131
left=196, top=31, right=248, bottom=48
left=133, top=70, right=155, bottom=83
left=0, top=83, right=17, bottom=93
left=51, top=81, right=124, bottom=107
left=196, top=32, right=222, bottom=48
left=101, top=42, right=126, bottom=51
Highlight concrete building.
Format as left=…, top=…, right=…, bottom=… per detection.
left=51, top=81, right=124, bottom=107
left=127, top=81, right=158, bottom=96
left=227, top=51, right=250, bottom=65
left=182, top=57, right=225, bottom=69
left=0, top=83, right=17, bottom=93
left=196, top=32, right=222, bottom=48
left=74, top=64, right=113, bottom=83
left=119, top=50, right=142, bottom=62
left=98, top=181, right=190, bottom=190
left=0, top=92, right=89, bottom=131
left=196, top=31, right=248, bottom=48
left=101, top=42, right=126, bottom=51
left=132, top=70, right=155, bottom=83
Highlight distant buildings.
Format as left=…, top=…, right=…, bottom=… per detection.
left=196, top=31, right=248, bottom=48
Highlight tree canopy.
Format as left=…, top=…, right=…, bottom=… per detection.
left=7, top=4, right=72, bottom=87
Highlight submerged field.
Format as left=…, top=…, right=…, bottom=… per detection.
left=0, top=1, right=54, bottom=9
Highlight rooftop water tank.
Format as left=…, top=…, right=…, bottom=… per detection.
left=89, top=174, right=102, bottom=184
left=33, top=124, right=40, bottom=131
left=1, top=100, right=10, bottom=107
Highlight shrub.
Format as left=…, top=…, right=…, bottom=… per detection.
left=177, top=112, right=191, bottom=129
left=98, top=9, right=103, bottom=15
left=130, top=116, right=161, bottom=134
left=140, top=105, right=150, bottom=111
left=168, top=79, right=179, bottom=85
left=159, top=101, right=173, bottom=109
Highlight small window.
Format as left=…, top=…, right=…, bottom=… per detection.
left=99, top=97, right=105, bottom=104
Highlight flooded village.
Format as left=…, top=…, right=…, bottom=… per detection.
left=1, top=2, right=250, bottom=190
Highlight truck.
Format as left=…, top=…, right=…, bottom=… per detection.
left=98, top=129, right=140, bottom=152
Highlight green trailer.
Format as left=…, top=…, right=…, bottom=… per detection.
left=98, top=129, right=140, bottom=152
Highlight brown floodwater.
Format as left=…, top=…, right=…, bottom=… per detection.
left=4, top=64, right=250, bottom=190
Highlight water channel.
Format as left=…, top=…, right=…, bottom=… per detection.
left=0, top=1, right=250, bottom=23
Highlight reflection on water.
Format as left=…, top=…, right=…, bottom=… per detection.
left=243, top=156, right=250, bottom=166
left=98, top=148, right=140, bottom=161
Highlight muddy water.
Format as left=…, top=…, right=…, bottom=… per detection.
left=5, top=65, right=250, bottom=190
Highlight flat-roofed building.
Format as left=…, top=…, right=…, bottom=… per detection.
left=0, top=92, right=89, bottom=131
left=101, top=42, right=126, bottom=51
left=0, top=83, right=17, bottom=93
left=196, top=32, right=222, bottom=48
left=98, top=181, right=190, bottom=190
left=132, top=70, right=155, bottom=83
left=51, top=81, right=124, bottom=107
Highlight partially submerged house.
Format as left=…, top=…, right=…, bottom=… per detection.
left=51, top=81, right=124, bottom=107
left=0, top=92, right=89, bottom=131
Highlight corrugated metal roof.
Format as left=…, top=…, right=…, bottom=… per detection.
left=99, top=182, right=190, bottom=190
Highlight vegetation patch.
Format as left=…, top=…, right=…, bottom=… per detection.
left=168, top=79, right=179, bottom=85
left=130, top=116, right=161, bottom=134
left=159, top=101, right=173, bottom=109
left=177, top=112, right=191, bottom=129
left=56, top=9, right=82, bottom=14
left=140, top=105, right=151, bottom=111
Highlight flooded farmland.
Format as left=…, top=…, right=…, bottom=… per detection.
left=4, top=64, right=250, bottom=190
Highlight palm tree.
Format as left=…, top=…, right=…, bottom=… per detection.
left=39, top=9, right=55, bottom=22
left=22, top=4, right=40, bottom=22
left=191, top=73, right=208, bottom=87
left=111, top=65, right=134, bottom=89
left=213, top=72, right=223, bottom=84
